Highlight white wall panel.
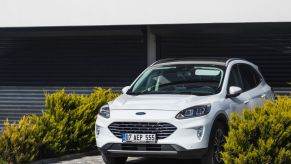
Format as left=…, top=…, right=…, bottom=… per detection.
left=0, top=0, right=290, bottom=27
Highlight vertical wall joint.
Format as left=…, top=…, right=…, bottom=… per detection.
left=147, top=26, right=156, bottom=66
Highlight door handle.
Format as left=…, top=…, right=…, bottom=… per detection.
left=261, top=94, right=266, bottom=98
left=243, top=100, right=250, bottom=104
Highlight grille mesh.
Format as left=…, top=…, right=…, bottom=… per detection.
left=108, top=122, right=177, bottom=140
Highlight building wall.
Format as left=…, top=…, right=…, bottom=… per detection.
left=1, top=0, right=291, bottom=27
left=0, top=26, right=147, bottom=131
left=153, top=23, right=291, bottom=87
left=0, top=23, right=291, bottom=87
left=1, top=23, right=291, bottom=131
left=0, top=26, right=147, bottom=86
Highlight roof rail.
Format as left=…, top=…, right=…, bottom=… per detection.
left=150, top=58, right=178, bottom=66
left=225, top=58, right=247, bottom=66
left=151, top=57, right=230, bottom=66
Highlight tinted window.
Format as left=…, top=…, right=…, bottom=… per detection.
left=239, top=64, right=262, bottom=91
left=228, top=64, right=243, bottom=93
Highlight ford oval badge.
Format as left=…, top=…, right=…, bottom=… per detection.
left=136, top=112, right=146, bottom=115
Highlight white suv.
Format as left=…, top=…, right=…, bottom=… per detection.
left=95, top=58, right=274, bottom=164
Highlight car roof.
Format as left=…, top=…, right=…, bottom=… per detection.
left=151, top=57, right=247, bottom=66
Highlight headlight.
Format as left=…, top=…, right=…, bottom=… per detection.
left=176, top=104, right=211, bottom=119
left=99, top=104, right=110, bottom=118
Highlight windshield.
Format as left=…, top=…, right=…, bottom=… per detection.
left=127, top=64, right=225, bottom=96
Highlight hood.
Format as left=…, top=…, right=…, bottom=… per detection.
left=110, top=94, right=215, bottom=111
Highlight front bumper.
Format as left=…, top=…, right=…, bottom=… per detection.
left=98, top=143, right=208, bottom=158
left=95, top=110, right=212, bottom=157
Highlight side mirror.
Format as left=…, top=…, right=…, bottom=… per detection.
left=227, top=86, right=242, bottom=98
left=122, top=86, right=130, bottom=94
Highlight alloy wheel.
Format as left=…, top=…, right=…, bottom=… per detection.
left=213, top=128, right=226, bottom=163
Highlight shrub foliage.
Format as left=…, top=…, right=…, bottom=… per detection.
left=222, top=97, right=291, bottom=164
left=0, top=87, right=119, bottom=163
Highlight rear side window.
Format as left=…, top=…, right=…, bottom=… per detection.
left=239, top=64, right=262, bottom=91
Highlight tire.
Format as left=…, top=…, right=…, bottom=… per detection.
left=201, top=122, right=227, bottom=164
left=101, top=152, right=128, bottom=164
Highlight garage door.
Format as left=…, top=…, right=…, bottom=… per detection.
left=154, top=23, right=291, bottom=88
left=0, top=27, right=147, bottom=86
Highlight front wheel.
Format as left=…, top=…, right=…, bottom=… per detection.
left=201, top=122, right=227, bottom=164
left=101, top=152, right=127, bottom=164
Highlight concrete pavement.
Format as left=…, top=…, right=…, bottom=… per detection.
left=41, top=155, right=200, bottom=164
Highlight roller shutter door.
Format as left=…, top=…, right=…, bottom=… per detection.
left=0, top=27, right=147, bottom=86
left=155, top=24, right=291, bottom=87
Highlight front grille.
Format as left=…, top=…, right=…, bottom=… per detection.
left=108, top=122, right=177, bottom=140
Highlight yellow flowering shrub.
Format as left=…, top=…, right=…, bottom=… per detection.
left=222, top=97, right=291, bottom=164
left=0, top=87, right=119, bottom=163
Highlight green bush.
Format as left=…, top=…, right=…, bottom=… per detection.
left=222, top=97, right=291, bottom=164
left=0, top=158, right=7, bottom=164
left=0, top=116, right=42, bottom=163
left=0, top=87, right=119, bottom=163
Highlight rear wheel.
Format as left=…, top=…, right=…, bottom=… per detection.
left=201, top=122, right=227, bottom=164
left=101, top=152, right=127, bottom=164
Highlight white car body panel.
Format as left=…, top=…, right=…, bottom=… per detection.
left=95, top=58, right=274, bottom=159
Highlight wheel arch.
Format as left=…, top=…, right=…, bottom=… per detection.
left=206, top=112, right=229, bottom=147
left=212, top=113, right=229, bottom=132
left=214, top=113, right=229, bottom=126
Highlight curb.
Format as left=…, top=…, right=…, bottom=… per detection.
left=32, top=150, right=99, bottom=164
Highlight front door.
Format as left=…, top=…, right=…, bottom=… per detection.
left=226, top=64, right=251, bottom=115
left=238, top=64, right=266, bottom=108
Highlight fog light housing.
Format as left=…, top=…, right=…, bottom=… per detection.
left=196, top=126, right=203, bottom=139
left=96, top=125, right=101, bottom=136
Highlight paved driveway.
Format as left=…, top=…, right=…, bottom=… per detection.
left=52, top=155, right=200, bottom=164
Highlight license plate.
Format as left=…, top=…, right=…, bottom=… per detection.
left=122, top=133, right=156, bottom=143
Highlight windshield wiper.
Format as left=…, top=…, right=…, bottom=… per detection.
left=127, top=91, right=206, bottom=96
left=127, top=91, right=175, bottom=95
left=127, top=92, right=143, bottom=95
left=127, top=90, right=154, bottom=95
left=175, top=92, right=198, bottom=95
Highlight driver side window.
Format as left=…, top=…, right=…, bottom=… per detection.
left=228, top=64, right=243, bottom=93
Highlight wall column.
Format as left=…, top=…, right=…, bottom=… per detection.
left=147, top=26, right=156, bottom=66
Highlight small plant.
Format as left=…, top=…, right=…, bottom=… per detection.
left=0, top=87, right=119, bottom=163
left=222, top=97, right=291, bottom=164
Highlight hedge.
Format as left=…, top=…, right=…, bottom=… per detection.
left=0, top=87, right=119, bottom=163
left=222, top=97, right=291, bottom=164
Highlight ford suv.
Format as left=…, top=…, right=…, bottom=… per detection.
left=95, top=58, right=274, bottom=164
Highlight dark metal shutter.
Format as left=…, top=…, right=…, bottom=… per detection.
left=154, top=23, right=291, bottom=87
left=0, top=27, right=147, bottom=87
